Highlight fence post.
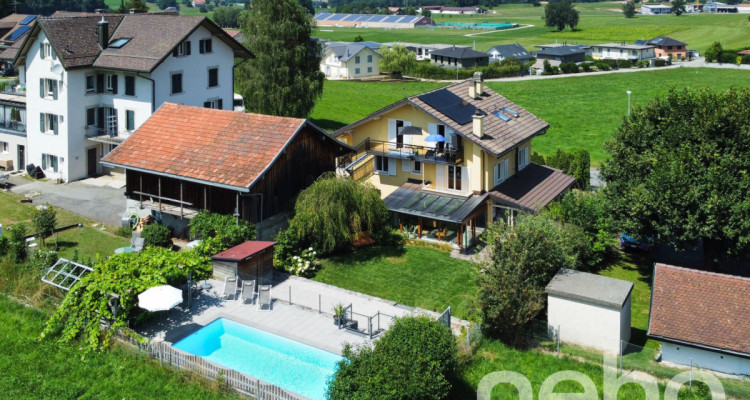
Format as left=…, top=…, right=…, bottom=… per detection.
left=368, top=315, right=373, bottom=339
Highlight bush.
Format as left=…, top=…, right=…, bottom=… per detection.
left=0, top=236, right=8, bottom=257
left=537, top=148, right=590, bottom=190
left=10, top=223, right=27, bottom=263
left=115, top=226, right=132, bottom=238
left=141, top=224, right=172, bottom=248
left=742, top=54, right=750, bottom=65
left=580, top=62, right=593, bottom=72
left=637, top=60, right=650, bottom=68
left=327, top=315, right=457, bottom=400
left=654, top=58, right=666, bottom=67
left=720, top=52, right=737, bottom=64
left=405, top=59, right=522, bottom=80
left=188, top=210, right=255, bottom=247
left=30, top=250, right=57, bottom=271
left=593, top=60, right=611, bottom=71
left=31, top=205, right=56, bottom=246
left=618, top=60, right=632, bottom=69
left=560, top=62, right=579, bottom=74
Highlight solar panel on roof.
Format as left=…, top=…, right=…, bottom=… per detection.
left=343, top=14, right=360, bottom=21
left=493, top=111, right=510, bottom=122
left=327, top=14, right=346, bottom=21
left=413, top=194, right=438, bottom=212
left=383, top=15, right=401, bottom=23
left=418, top=89, right=477, bottom=125
left=440, top=198, right=464, bottom=216
left=20, top=15, right=36, bottom=25
left=7, top=25, right=31, bottom=41
left=313, top=13, right=331, bottom=20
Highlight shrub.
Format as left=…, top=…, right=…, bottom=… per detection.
left=720, top=52, right=737, bottom=64
left=594, top=60, right=611, bottom=71
left=286, top=247, right=319, bottom=277
left=560, top=62, right=579, bottom=73
left=327, top=315, right=457, bottom=400
left=637, top=60, right=650, bottom=68
left=31, top=205, right=56, bottom=246
left=188, top=210, right=255, bottom=250
left=618, top=60, right=632, bottom=69
left=742, top=54, right=750, bottom=64
left=30, top=250, right=58, bottom=271
left=654, top=58, right=666, bottom=67
left=141, top=224, right=172, bottom=248
left=10, top=223, right=27, bottom=263
left=115, top=226, right=132, bottom=238
left=538, top=148, right=591, bottom=190
left=580, top=62, right=593, bottom=72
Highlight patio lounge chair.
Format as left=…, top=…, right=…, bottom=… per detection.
left=257, top=284, right=271, bottom=311
left=240, top=280, right=256, bottom=305
left=223, top=276, right=238, bottom=300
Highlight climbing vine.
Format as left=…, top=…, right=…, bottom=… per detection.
left=41, top=247, right=211, bottom=355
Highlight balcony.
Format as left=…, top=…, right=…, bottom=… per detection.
left=85, top=127, right=131, bottom=145
left=0, top=120, right=25, bottom=134
left=352, top=138, right=463, bottom=166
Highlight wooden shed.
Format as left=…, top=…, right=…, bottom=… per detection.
left=211, top=241, right=276, bottom=284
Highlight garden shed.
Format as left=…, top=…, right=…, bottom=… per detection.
left=545, top=268, right=633, bottom=354
left=211, top=241, right=276, bottom=284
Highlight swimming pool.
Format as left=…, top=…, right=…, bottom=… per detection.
left=173, top=318, right=342, bottom=400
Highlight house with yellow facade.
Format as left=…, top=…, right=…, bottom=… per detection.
left=333, top=73, right=575, bottom=250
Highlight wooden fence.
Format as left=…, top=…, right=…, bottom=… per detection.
left=116, top=333, right=309, bottom=400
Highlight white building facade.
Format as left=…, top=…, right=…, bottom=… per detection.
left=321, top=44, right=381, bottom=79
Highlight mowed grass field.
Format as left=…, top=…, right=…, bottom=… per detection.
left=310, top=68, right=750, bottom=164
left=314, top=2, right=750, bottom=54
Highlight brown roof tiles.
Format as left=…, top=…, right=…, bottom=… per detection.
left=648, top=263, right=750, bottom=356
left=488, top=163, right=575, bottom=213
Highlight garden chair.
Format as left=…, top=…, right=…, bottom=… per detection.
left=240, top=280, right=256, bottom=305
left=436, top=228, right=447, bottom=241
left=257, top=284, right=271, bottom=311
left=223, top=276, right=238, bottom=300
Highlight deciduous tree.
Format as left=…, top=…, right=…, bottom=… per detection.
left=671, top=0, right=686, bottom=16
left=543, top=0, right=579, bottom=31
left=235, top=0, right=324, bottom=117
left=31, top=205, right=56, bottom=246
left=623, top=1, right=636, bottom=18
left=379, top=44, right=416, bottom=77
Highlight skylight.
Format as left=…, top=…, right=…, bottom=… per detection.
left=493, top=110, right=511, bottom=122
left=108, top=38, right=131, bottom=48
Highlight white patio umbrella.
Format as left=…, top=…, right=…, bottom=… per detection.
left=138, top=285, right=184, bottom=312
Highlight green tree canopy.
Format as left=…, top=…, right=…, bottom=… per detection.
left=543, top=0, right=579, bottom=31
left=213, top=6, right=243, bottom=27
left=601, top=88, right=750, bottom=267
left=379, top=44, right=417, bottom=77
left=123, top=0, right=149, bottom=12
left=236, top=0, right=324, bottom=118
left=622, top=1, right=636, bottom=18
left=31, top=205, right=56, bottom=246
left=327, top=316, right=458, bottom=400
left=671, top=0, right=686, bottom=16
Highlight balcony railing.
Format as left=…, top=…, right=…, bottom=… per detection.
left=85, top=127, right=131, bottom=143
left=360, top=138, right=462, bottom=164
left=0, top=120, right=25, bottom=133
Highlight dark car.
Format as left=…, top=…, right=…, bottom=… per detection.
left=619, top=233, right=652, bottom=251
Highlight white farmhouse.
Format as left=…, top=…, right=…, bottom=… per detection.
left=12, top=14, right=252, bottom=182
left=648, top=263, right=750, bottom=376
left=321, top=42, right=381, bottom=79
left=546, top=268, right=633, bottom=354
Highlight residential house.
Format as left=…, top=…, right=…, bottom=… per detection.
left=192, top=0, right=207, bottom=7
left=101, top=103, right=354, bottom=236
left=640, top=4, right=672, bottom=14
left=703, top=1, right=738, bottom=12
left=321, top=42, right=381, bottom=79
left=648, top=263, right=750, bottom=375
left=646, top=36, right=688, bottom=60
left=382, top=42, right=454, bottom=61
left=0, top=92, right=26, bottom=171
left=430, top=46, right=489, bottom=69
left=534, top=45, right=586, bottom=63
left=546, top=269, right=633, bottom=354
left=590, top=43, right=655, bottom=63
left=11, top=14, right=252, bottom=183
left=0, top=14, right=36, bottom=71
left=332, top=73, right=575, bottom=250
left=388, top=7, right=405, bottom=15
left=487, top=43, right=533, bottom=63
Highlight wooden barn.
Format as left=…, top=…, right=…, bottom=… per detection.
left=211, top=241, right=276, bottom=283
left=102, top=103, right=354, bottom=230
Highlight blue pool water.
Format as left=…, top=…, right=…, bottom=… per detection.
left=173, top=318, right=342, bottom=400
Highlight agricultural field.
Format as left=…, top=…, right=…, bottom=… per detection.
left=310, top=68, right=750, bottom=164
left=313, top=2, right=750, bottom=54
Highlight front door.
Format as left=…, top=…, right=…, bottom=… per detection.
left=87, top=147, right=97, bottom=176
left=17, top=145, right=24, bottom=171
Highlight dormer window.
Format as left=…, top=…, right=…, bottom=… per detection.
left=173, top=41, right=191, bottom=57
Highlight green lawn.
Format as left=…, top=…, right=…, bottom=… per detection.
left=311, top=68, right=750, bottom=165
left=314, top=3, right=750, bottom=53
left=0, top=295, right=241, bottom=400
left=313, top=245, right=479, bottom=319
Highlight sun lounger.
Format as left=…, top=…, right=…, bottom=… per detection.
left=257, top=284, right=271, bottom=311
left=223, top=276, right=238, bottom=300
left=240, top=280, right=255, bottom=305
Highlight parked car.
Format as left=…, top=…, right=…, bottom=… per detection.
left=619, top=233, right=652, bottom=251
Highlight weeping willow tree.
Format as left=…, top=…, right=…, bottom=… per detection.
left=276, top=174, right=390, bottom=269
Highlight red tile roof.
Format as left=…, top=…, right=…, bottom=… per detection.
left=102, top=103, right=310, bottom=189
left=648, top=263, right=750, bottom=356
left=212, top=241, right=276, bottom=261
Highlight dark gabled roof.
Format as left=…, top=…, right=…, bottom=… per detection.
left=648, top=264, right=750, bottom=357
left=0, top=14, right=35, bottom=45
left=546, top=268, right=633, bottom=309
left=646, top=36, right=687, bottom=47
left=16, top=14, right=252, bottom=72
left=487, top=43, right=532, bottom=60
left=383, top=181, right=488, bottom=224
left=325, top=43, right=380, bottom=62
left=0, top=37, right=24, bottom=62
left=430, top=46, right=489, bottom=60
left=333, top=79, right=549, bottom=157
left=488, top=163, right=575, bottom=213
left=102, top=103, right=352, bottom=191
left=535, top=45, right=586, bottom=57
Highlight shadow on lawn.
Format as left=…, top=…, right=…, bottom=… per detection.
left=310, top=118, right=345, bottom=132
left=326, top=245, right=407, bottom=264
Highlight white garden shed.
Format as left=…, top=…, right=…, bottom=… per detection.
left=545, top=268, right=634, bottom=354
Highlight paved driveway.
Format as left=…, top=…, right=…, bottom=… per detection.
left=7, top=174, right=126, bottom=226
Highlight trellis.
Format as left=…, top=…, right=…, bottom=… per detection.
left=41, top=258, right=93, bottom=291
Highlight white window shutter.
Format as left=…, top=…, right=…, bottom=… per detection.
left=436, top=164, right=445, bottom=189
left=388, top=119, right=396, bottom=143
left=462, top=166, right=470, bottom=192
left=428, top=123, right=437, bottom=149
left=388, top=157, right=396, bottom=176
left=402, top=121, right=412, bottom=145
left=446, top=127, right=456, bottom=148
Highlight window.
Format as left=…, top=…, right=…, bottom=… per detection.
left=41, top=153, right=58, bottom=172
left=413, top=160, right=421, bottom=173
left=39, top=42, right=55, bottom=60
left=39, top=78, right=58, bottom=100
left=448, top=165, right=461, bottom=191
left=199, top=38, right=213, bottom=54
left=106, top=74, right=118, bottom=94
left=86, top=75, right=95, bottom=93
left=355, top=68, right=360, bottom=74
left=108, top=38, right=130, bottom=48
left=126, top=110, right=135, bottom=131
left=0, top=141, right=8, bottom=153
left=86, top=108, right=97, bottom=127
left=374, top=155, right=392, bottom=174
left=40, top=113, right=59, bottom=135
left=208, top=67, right=218, bottom=88
left=518, top=147, right=529, bottom=171
left=203, top=98, right=223, bottom=109
left=104, top=107, right=117, bottom=135
left=173, top=41, right=191, bottom=57
left=171, top=72, right=183, bottom=94
left=125, top=76, right=135, bottom=96
left=367, top=54, right=372, bottom=63
left=494, top=159, right=509, bottom=185
left=367, top=66, right=372, bottom=73
left=355, top=55, right=360, bottom=64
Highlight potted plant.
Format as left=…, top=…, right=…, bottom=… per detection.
left=333, top=303, right=345, bottom=326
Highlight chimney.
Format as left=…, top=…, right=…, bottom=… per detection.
left=473, top=71, right=483, bottom=98
left=98, top=18, right=108, bottom=50
left=472, top=109, right=484, bottom=138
